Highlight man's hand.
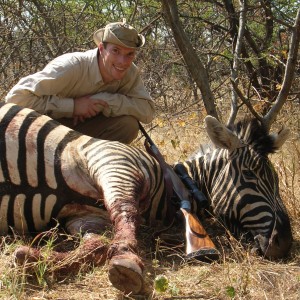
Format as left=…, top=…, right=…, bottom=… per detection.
left=73, top=95, right=108, bottom=126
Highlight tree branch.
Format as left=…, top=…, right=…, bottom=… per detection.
left=161, top=0, right=219, bottom=119
left=227, top=0, right=247, bottom=127
left=263, top=8, right=300, bottom=130
left=230, top=79, right=264, bottom=121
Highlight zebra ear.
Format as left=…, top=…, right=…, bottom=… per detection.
left=271, top=128, right=290, bottom=149
left=204, top=116, right=244, bottom=151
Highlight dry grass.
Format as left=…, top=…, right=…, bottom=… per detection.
left=0, top=104, right=299, bottom=300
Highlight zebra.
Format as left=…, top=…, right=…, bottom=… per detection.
left=175, top=115, right=292, bottom=259
left=0, top=102, right=292, bottom=294
left=0, top=102, right=167, bottom=294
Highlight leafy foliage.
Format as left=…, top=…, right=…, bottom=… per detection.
left=0, top=0, right=298, bottom=120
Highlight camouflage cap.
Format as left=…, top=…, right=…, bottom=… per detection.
left=93, top=21, right=145, bottom=49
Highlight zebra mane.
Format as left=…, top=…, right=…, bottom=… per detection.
left=232, top=117, right=277, bottom=156
left=188, top=117, right=278, bottom=161
left=188, top=143, right=215, bottom=161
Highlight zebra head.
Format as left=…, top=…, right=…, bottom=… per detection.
left=192, top=116, right=292, bottom=259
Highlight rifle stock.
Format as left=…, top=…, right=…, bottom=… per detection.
left=139, top=123, right=219, bottom=262
left=166, top=167, right=220, bottom=261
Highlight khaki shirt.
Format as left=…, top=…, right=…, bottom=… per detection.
left=5, top=48, right=155, bottom=123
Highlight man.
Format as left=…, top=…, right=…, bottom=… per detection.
left=5, top=21, right=154, bottom=144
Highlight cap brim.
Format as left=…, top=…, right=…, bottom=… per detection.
left=93, top=28, right=105, bottom=46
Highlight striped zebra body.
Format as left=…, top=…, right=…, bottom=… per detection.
left=178, top=116, right=292, bottom=259
left=0, top=102, right=166, bottom=236
left=0, top=102, right=292, bottom=293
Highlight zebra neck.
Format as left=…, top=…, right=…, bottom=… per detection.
left=195, top=155, right=207, bottom=194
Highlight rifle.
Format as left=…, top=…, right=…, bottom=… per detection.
left=138, top=123, right=219, bottom=261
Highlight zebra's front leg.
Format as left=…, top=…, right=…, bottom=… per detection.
left=14, top=213, right=111, bottom=275
left=14, top=232, right=108, bottom=276
left=106, top=197, right=144, bottom=294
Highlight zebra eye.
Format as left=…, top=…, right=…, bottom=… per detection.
left=243, top=170, right=255, bottom=179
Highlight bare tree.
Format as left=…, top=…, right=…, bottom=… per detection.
left=159, top=0, right=299, bottom=128
left=0, top=0, right=298, bottom=128
left=161, top=0, right=219, bottom=119
left=227, top=0, right=247, bottom=127
left=263, top=7, right=300, bottom=130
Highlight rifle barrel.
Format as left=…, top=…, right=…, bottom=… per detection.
left=138, top=122, right=155, bottom=146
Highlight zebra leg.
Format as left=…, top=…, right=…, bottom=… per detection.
left=108, top=244, right=144, bottom=294
left=14, top=233, right=107, bottom=276
left=106, top=198, right=144, bottom=294
left=14, top=214, right=111, bottom=275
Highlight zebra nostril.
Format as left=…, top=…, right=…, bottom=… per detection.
left=270, top=233, right=280, bottom=247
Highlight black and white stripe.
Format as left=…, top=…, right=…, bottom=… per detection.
left=0, top=102, right=165, bottom=235
left=0, top=103, right=292, bottom=259
left=176, top=116, right=292, bottom=258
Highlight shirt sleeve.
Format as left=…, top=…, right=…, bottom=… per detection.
left=90, top=68, right=155, bottom=124
left=5, top=59, right=76, bottom=119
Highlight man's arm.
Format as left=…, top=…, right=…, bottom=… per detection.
left=90, top=67, right=155, bottom=124
left=5, top=51, right=107, bottom=120
left=90, top=92, right=155, bottom=124
left=4, top=60, right=78, bottom=119
left=5, top=79, right=75, bottom=119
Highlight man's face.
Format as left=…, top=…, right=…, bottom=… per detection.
left=98, top=43, right=136, bottom=82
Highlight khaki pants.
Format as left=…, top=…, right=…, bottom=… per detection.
left=57, top=114, right=139, bottom=144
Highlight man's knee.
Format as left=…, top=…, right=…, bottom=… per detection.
left=57, top=114, right=139, bottom=144
left=113, top=116, right=139, bottom=143
left=81, top=114, right=139, bottom=144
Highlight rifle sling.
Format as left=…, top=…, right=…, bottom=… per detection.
left=143, top=140, right=176, bottom=226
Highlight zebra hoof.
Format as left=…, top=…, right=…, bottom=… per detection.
left=108, top=255, right=144, bottom=294
left=14, top=246, right=41, bottom=265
